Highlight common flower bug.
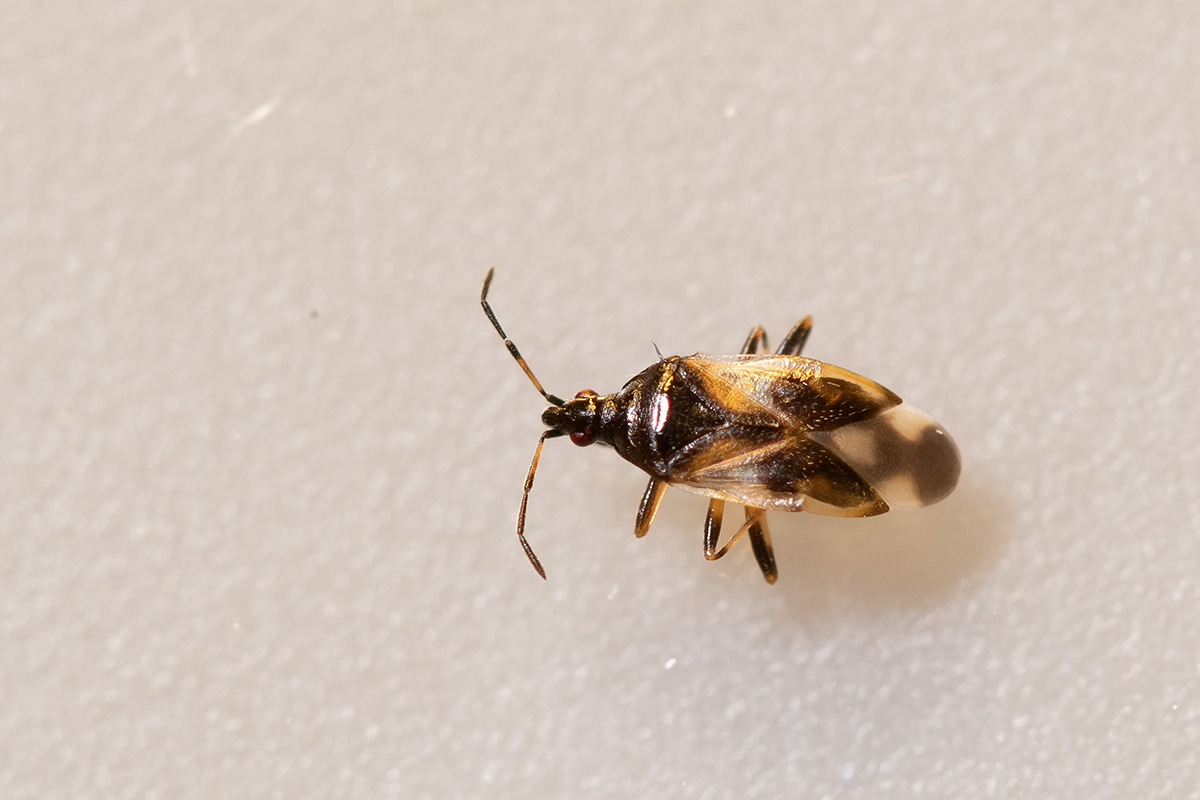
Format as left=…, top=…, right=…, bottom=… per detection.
left=481, top=268, right=960, bottom=583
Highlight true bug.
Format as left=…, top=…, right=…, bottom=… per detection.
left=481, top=268, right=960, bottom=583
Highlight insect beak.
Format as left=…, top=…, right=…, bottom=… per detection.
left=540, top=405, right=566, bottom=430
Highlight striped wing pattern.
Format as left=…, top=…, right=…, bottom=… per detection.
left=663, top=355, right=905, bottom=516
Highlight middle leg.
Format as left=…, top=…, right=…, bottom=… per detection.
left=697, top=324, right=781, bottom=582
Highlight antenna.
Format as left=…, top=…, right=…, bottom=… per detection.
left=481, top=268, right=564, bottom=407
left=515, top=428, right=564, bottom=578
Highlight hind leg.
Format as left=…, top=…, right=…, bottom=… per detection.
left=776, top=315, right=813, bottom=356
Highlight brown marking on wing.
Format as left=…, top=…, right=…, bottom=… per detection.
left=677, top=356, right=902, bottom=431
left=672, top=356, right=799, bottom=425
left=671, top=429, right=889, bottom=517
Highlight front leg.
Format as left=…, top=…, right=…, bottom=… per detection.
left=634, top=477, right=666, bottom=538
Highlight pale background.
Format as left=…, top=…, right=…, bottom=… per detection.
left=3, top=2, right=1198, bottom=798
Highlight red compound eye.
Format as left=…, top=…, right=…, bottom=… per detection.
left=569, top=430, right=593, bottom=447
left=575, top=389, right=597, bottom=399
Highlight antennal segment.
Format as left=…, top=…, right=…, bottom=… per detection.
left=481, top=268, right=565, bottom=407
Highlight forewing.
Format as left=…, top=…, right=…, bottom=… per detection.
left=677, top=355, right=903, bottom=431
left=671, top=429, right=889, bottom=517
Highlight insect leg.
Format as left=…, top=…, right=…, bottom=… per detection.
left=696, top=327, right=781, bottom=581
left=480, top=268, right=565, bottom=407
left=744, top=510, right=778, bottom=584
left=703, top=498, right=725, bottom=554
left=635, top=478, right=667, bottom=538
left=741, top=325, right=768, bottom=355
left=775, top=315, right=813, bottom=356
left=703, top=512, right=759, bottom=561
left=516, top=429, right=564, bottom=579
left=703, top=505, right=778, bottom=583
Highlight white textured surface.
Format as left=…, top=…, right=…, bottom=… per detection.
left=3, top=3, right=1198, bottom=798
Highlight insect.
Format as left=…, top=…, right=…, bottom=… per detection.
left=481, top=268, right=960, bottom=583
